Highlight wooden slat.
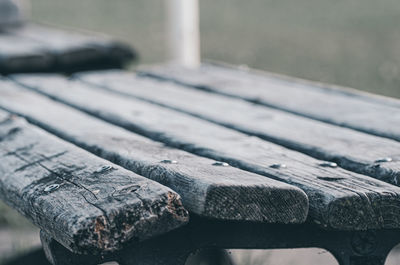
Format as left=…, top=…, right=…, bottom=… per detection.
left=0, top=109, right=188, bottom=254
left=0, top=79, right=308, bottom=223
left=77, top=70, right=400, bottom=187
left=5, top=24, right=134, bottom=68
left=0, top=24, right=135, bottom=74
left=10, top=74, right=400, bottom=230
left=141, top=63, right=400, bottom=141
left=0, top=34, right=54, bottom=73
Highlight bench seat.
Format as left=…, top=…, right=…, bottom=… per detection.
left=1, top=63, right=400, bottom=265
left=0, top=24, right=135, bottom=74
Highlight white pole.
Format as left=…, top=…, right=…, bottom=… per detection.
left=0, top=0, right=27, bottom=27
left=167, top=0, right=200, bottom=68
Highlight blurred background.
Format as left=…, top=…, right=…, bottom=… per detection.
left=29, top=0, right=400, bottom=99
left=1, top=0, right=400, bottom=264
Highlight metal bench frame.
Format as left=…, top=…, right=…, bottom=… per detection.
left=41, top=216, right=400, bottom=265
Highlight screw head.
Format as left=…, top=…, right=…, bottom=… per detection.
left=160, top=159, right=178, bottom=164
left=212, top=161, right=229, bottom=167
left=351, top=231, right=377, bottom=255
left=319, top=162, right=338, bottom=168
left=375, top=157, right=393, bottom=163
left=270, top=163, right=287, bottom=169
left=44, top=184, right=60, bottom=193
left=95, top=165, right=114, bottom=173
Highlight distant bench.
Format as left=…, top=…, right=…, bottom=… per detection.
left=1, top=63, right=400, bottom=265
left=0, top=23, right=135, bottom=74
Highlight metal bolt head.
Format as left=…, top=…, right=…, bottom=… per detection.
left=351, top=231, right=377, bottom=255
left=212, top=161, right=229, bottom=167
left=160, top=159, right=178, bottom=164
left=95, top=165, right=114, bottom=173
left=44, top=184, right=60, bottom=193
left=375, top=157, right=393, bottom=163
left=270, top=163, right=287, bottom=169
left=319, top=162, right=338, bottom=168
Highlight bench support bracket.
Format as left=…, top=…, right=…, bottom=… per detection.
left=40, top=217, right=400, bottom=265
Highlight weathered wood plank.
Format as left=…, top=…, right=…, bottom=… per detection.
left=10, top=74, right=400, bottom=230
left=140, top=63, right=400, bottom=141
left=0, top=109, right=188, bottom=254
left=0, top=79, right=309, bottom=223
left=77, top=70, right=400, bottom=187
left=5, top=24, right=135, bottom=70
left=0, top=24, right=135, bottom=74
left=0, top=34, right=53, bottom=73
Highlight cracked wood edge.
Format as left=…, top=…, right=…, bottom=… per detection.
left=0, top=79, right=308, bottom=223
left=0, top=110, right=188, bottom=254
left=75, top=70, right=400, bottom=186
left=9, top=75, right=400, bottom=230
left=140, top=63, right=400, bottom=142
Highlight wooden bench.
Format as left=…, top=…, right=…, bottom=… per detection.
left=1, top=63, right=400, bottom=265
left=0, top=23, right=135, bottom=74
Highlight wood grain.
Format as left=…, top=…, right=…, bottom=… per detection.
left=0, top=109, right=188, bottom=254
left=10, top=74, right=400, bottom=230
left=0, top=79, right=308, bottom=223
left=77, top=70, right=400, bottom=187
left=141, top=63, right=400, bottom=141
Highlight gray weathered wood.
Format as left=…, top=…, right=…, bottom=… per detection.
left=10, top=74, right=400, bottom=230
left=0, top=79, right=309, bottom=223
left=0, top=109, right=188, bottom=254
left=0, top=33, right=53, bottom=73
left=140, top=63, right=400, bottom=141
left=5, top=24, right=134, bottom=68
left=77, top=70, right=400, bottom=186
left=0, top=24, right=134, bottom=73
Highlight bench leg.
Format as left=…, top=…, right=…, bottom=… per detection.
left=325, top=230, right=397, bottom=265
left=40, top=229, right=193, bottom=265
left=334, top=255, right=387, bottom=265
left=119, top=248, right=234, bottom=265
left=117, top=236, right=191, bottom=265
left=40, top=230, right=107, bottom=265
left=185, top=249, right=234, bottom=265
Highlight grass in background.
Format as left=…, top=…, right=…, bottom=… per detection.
left=30, top=0, right=400, bottom=98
